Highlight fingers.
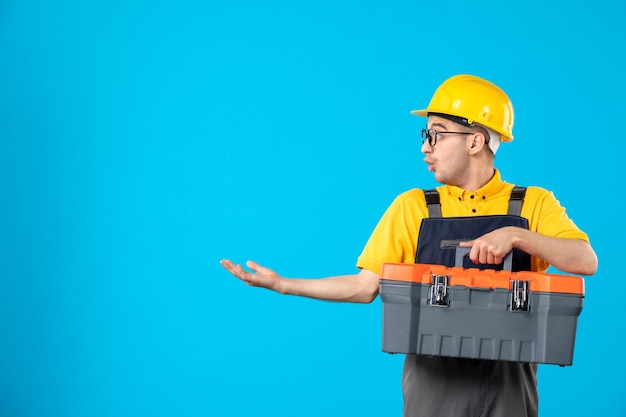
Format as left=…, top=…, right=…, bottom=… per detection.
left=219, top=259, right=240, bottom=275
left=457, top=242, right=505, bottom=265
left=246, top=260, right=263, bottom=272
left=477, top=250, right=501, bottom=265
left=220, top=259, right=264, bottom=273
left=220, top=259, right=272, bottom=283
left=460, top=228, right=513, bottom=265
left=220, top=259, right=281, bottom=292
left=222, top=261, right=256, bottom=288
left=220, top=259, right=250, bottom=280
left=470, top=242, right=508, bottom=265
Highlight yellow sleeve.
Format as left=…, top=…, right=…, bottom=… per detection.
left=522, top=186, right=590, bottom=272
left=522, top=187, right=589, bottom=240
left=356, top=189, right=428, bottom=274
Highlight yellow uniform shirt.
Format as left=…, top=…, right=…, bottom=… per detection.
left=357, top=170, right=589, bottom=275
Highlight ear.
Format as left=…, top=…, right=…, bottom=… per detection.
left=467, top=132, right=487, bottom=155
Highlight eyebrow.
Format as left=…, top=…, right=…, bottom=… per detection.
left=427, top=122, right=448, bottom=130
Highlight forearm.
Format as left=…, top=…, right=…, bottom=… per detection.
left=220, top=259, right=381, bottom=304
left=511, top=228, right=598, bottom=275
left=278, top=270, right=380, bottom=304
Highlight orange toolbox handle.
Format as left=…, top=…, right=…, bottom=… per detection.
left=380, top=263, right=585, bottom=295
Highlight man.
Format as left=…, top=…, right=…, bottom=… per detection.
left=220, top=74, right=597, bottom=416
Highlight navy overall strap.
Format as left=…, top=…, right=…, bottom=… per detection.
left=508, top=186, right=527, bottom=216
left=423, top=189, right=441, bottom=218
left=425, top=186, right=527, bottom=217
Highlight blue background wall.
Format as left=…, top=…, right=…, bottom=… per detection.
left=1, top=0, right=625, bottom=416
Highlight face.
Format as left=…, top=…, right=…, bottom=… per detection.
left=421, top=115, right=474, bottom=186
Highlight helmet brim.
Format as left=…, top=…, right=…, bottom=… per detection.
left=410, top=109, right=428, bottom=117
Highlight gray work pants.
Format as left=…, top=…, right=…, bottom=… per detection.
left=402, top=355, right=538, bottom=417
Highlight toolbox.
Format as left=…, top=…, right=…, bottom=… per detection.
left=379, top=257, right=585, bottom=366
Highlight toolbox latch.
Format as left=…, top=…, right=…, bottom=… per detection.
left=430, top=274, right=450, bottom=307
left=511, top=280, right=530, bottom=311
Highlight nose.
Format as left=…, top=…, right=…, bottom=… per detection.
left=421, top=140, right=433, bottom=154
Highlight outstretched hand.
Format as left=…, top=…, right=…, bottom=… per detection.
left=220, top=259, right=282, bottom=292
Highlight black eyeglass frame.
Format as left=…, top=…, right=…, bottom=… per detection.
left=421, top=128, right=474, bottom=147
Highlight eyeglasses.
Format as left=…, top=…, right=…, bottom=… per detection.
left=421, top=128, right=474, bottom=147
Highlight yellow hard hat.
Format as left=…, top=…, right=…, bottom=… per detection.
left=411, top=74, right=514, bottom=142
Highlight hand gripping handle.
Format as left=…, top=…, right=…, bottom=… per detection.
left=454, top=246, right=512, bottom=271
